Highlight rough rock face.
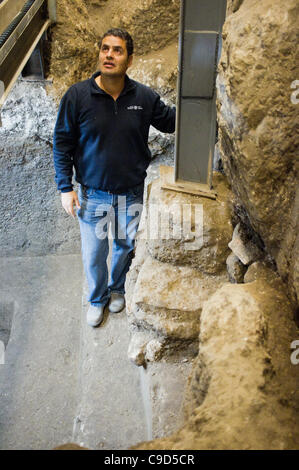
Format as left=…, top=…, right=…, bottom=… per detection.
left=126, top=173, right=231, bottom=364
left=217, top=0, right=299, bottom=303
left=129, top=254, right=227, bottom=337
left=132, top=276, right=299, bottom=450
left=146, top=173, right=233, bottom=274
left=126, top=0, right=299, bottom=450
left=226, top=252, right=247, bottom=283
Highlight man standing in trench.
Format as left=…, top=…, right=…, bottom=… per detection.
left=53, top=29, right=176, bottom=327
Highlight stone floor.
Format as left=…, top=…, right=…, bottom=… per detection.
left=0, top=251, right=190, bottom=450
left=0, top=254, right=149, bottom=449
left=0, top=255, right=82, bottom=450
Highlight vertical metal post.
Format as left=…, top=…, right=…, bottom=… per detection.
left=175, top=0, right=227, bottom=188
left=47, top=0, right=56, bottom=22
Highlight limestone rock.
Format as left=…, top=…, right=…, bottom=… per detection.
left=127, top=328, right=166, bottom=366
left=133, top=279, right=299, bottom=450
left=226, top=0, right=245, bottom=16
left=130, top=43, right=178, bottom=100
left=145, top=173, right=233, bottom=274
left=145, top=339, right=164, bottom=362
left=226, top=252, right=247, bottom=283
left=129, top=255, right=227, bottom=342
left=127, top=331, right=148, bottom=366
left=148, top=127, right=175, bottom=159
left=217, top=0, right=299, bottom=302
left=244, top=260, right=279, bottom=285
left=228, top=223, right=263, bottom=265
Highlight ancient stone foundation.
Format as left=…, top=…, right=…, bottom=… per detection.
left=127, top=174, right=299, bottom=450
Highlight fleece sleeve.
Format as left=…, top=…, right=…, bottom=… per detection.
left=150, top=92, right=176, bottom=134
left=53, top=86, right=78, bottom=193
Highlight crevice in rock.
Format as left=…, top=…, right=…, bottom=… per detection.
left=0, top=301, right=15, bottom=349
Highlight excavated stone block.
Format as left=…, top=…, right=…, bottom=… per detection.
left=133, top=278, right=299, bottom=450
left=127, top=331, right=149, bottom=366
left=228, top=223, right=263, bottom=266
left=217, top=0, right=298, bottom=302
left=244, top=260, right=279, bottom=285
left=129, top=255, right=227, bottom=341
left=226, top=251, right=247, bottom=283
left=145, top=173, right=233, bottom=274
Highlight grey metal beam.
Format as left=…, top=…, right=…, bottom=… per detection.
left=181, top=31, right=218, bottom=99
left=184, top=0, right=226, bottom=31
left=47, top=0, right=56, bottom=22
left=176, top=97, right=216, bottom=184
left=175, top=0, right=227, bottom=188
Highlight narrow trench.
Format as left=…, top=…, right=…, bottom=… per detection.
left=139, top=366, right=153, bottom=441
left=0, top=301, right=14, bottom=349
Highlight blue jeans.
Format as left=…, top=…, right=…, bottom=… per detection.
left=77, top=182, right=144, bottom=306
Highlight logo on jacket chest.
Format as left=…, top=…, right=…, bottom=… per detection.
left=127, top=105, right=143, bottom=110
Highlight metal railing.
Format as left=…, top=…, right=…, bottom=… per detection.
left=0, top=0, right=56, bottom=119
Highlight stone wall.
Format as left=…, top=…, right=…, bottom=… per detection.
left=217, top=0, right=299, bottom=304
left=126, top=173, right=233, bottom=366
left=132, top=270, right=299, bottom=450
left=126, top=0, right=299, bottom=451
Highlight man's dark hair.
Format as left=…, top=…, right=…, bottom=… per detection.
left=98, top=28, right=134, bottom=57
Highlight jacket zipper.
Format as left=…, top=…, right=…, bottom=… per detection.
left=114, top=100, right=118, bottom=115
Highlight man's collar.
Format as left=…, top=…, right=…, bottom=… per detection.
left=90, top=71, right=136, bottom=96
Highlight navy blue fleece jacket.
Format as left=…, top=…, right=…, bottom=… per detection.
left=53, top=71, right=176, bottom=193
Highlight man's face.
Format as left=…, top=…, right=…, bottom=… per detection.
left=99, top=35, right=133, bottom=78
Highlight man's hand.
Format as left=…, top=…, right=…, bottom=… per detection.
left=61, top=191, right=81, bottom=218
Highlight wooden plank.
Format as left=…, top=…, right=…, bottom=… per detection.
left=160, top=165, right=217, bottom=200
